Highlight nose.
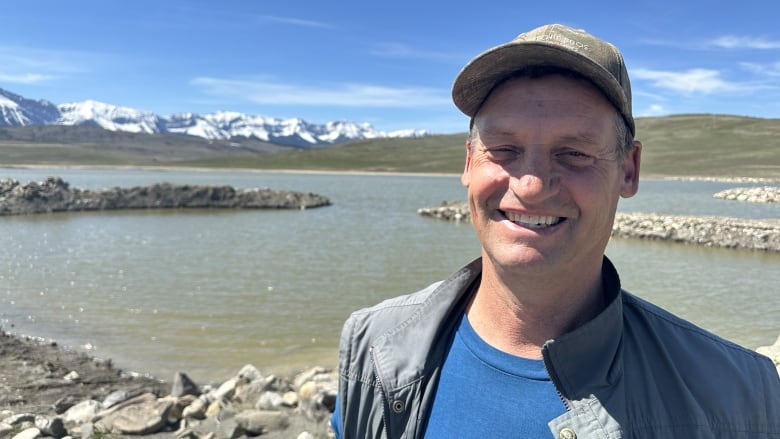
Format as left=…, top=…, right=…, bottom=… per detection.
left=508, top=153, right=560, bottom=203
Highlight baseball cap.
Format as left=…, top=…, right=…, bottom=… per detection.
left=452, top=23, right=634, bottom=135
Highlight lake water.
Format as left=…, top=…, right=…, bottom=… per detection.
left=1, top=167, right=778, bottom=384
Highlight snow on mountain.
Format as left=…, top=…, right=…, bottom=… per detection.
left=0, top=87, right=429, bottom=147
left=0, top=88, right=60, bottom=127
left=57, top=100, right=165, bottom=135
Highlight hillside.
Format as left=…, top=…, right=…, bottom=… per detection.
left=1, top=114, right=779, bottom=180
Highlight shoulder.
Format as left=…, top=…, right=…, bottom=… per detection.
left=341, top=258, right=482, bottom=347
left=621, top=290, right=780, bottom=393
left=622, top=291, right=765, bottom=359
left=339, top=280, right=443, bottom=364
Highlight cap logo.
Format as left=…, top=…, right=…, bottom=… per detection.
left=531, top=32, right=589, bottom=52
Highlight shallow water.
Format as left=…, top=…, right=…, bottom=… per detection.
left=1, top=167, right=778, bottom=383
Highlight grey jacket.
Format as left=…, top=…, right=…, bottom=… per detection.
left=336, top=257, right=780, bottom=438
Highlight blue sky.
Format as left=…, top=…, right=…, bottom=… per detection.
left=2, top=0, right=779, bottom=134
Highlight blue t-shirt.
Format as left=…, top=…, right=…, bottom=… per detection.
left=331, top=314, right=567, bottom=438
left=422, top=314, right=566, bottom=437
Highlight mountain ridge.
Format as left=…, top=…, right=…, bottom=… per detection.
left=0, top=87, right=428, bottom=147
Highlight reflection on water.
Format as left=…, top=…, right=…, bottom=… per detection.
left=0, top=168, right=778, bottom=383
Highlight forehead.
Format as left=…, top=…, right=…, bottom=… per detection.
left=474, top=74, right=617, bottom=130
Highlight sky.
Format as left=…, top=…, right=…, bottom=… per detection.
left=2, top=0, right=780, bottom=134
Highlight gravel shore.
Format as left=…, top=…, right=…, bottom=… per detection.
left=0, top=330, right=334, bottom=438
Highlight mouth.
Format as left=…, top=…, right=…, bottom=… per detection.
left=502, top=211, right=564, bottom=229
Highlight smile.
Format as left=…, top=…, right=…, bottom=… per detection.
left=503, top=211, right=564, bottom=229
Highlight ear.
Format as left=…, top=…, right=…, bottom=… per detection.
left=461, top=138, right=473, bottom=187
left=620, top=140, right=642, bottom=198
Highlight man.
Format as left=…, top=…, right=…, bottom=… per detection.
left=332, top=24, right=780, bottom=438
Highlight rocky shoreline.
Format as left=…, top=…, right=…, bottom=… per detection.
left=418, top=201, right=780, bottom=252
left=1, top=329, right=777, bottom=439
left=0, top=177, right=331, bottom=216
left=713, top=186, right=779, bottom=204
left=0, top=330, right=335, bottom=439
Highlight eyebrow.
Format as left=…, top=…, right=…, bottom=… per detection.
left=477, top=127, right=602, bottom=146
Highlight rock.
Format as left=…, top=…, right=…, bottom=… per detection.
left=52, top=396, right=80, bottom=414
left=76, top=421, right=94, bottom=439
left=166, top=394, right=197, bottom=424
left=236, top=364, right=263, bottom=383
left=714, top=186, right=779, bottom=204
left=262, top=374, right=289, bottom=392
left=0, top=178, right=331, bottom=216
left=62, top=371, right=80, bottom=383
left=62, top=400, right=101, bottom=427
left=182, top=397, right=207, bottom=420
left=297, top=376, right=337, bottom=421
left=0, top=423, right=13, bottom=438
left=102, top=389, right=134, bottom=409
left=234, top=410, right=289, bottom=435
left=611, top=213, right=780, bottom=252
left=211, top=377, right=238, bottom=402
left=205, top=400, right=223, bottom=419
left=107, top=399, right=174, bottom=435
left=418, top=201, right=780, bottom=252
left=3, top=414, right=34, bottom=426
left=34, top=416, right=66, bottom=438
left=233, top=379, right=272, bottom=406
left=10, top=427, right=40, bottom=439
left=282, top=391, right=299, bottom=407
left=417, top=201, right=470, bottom=222
left=0, top=411, right=12, bottom=422
left=297, top=432, right=316, bottom=439
left=95, top=392, right=157, bottom=421
left=256, top=391, right=285, bottom=410
left=216, top=417, right=243, bottom=439
left=171, top=372, right=200, bottom=397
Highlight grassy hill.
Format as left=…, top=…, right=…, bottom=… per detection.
left=1, top=114, right=778, bottom=179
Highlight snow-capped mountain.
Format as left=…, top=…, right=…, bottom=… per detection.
left=0, top=89, right=60, bottom=127
left=0, top=88, right=428, bottom=147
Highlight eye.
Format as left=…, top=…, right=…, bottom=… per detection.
left=556, top=150, right=596, bottom=167
left=483, top=145, right=521, bottom=162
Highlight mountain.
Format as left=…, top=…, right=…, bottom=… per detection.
left=0, top=88, right=428, bottom=147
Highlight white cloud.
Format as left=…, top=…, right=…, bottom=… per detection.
left=739, top=61, right=780, bottom=77
left=0, top=46, right=95, bottom=87
left=711, top=36, right=780, bottom=50
left=647, top=104, right=665, bottom=114
left=257, top=15, right=334, bottom=29
left=632, top=68, right=749, bottom=94
left=190, top=77, right=450, bottom=108
left=370, top=43, right=458, bottom=62
left=0, top=73, right=52, bottom=84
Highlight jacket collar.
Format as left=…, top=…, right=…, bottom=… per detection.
left=542, top=257, right=624, bottom=400
left=370, top=257, right=624, bottom=397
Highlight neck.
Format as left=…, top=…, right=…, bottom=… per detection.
left=466, top=258, right=606, bottom=359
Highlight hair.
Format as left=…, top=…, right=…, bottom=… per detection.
left=468, top=66, right=635, bottom=159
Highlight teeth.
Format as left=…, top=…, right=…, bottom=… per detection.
left=506, top=212, right=561, bottom=228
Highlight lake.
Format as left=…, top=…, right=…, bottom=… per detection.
left=1, top=167, right=778, bottom=384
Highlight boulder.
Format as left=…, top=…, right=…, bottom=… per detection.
left=62, top=400, right=101, bottom=428
left=171, top=372, right=200, bottom=397
left=104, top=399, right=174, bottom=435
left=10, top=427, right=40, bottom=439
left=234, top=409, right=289, bottom=435
left=34, top=416, right=66, bottom=438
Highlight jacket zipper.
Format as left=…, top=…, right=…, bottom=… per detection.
left=543, top=351, right=573, bottom=411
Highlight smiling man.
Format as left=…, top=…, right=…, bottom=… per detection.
left=332, top=24, right=780, bottom=438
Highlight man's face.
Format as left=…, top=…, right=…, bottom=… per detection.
left=462, top=74, right=641, bottom=279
